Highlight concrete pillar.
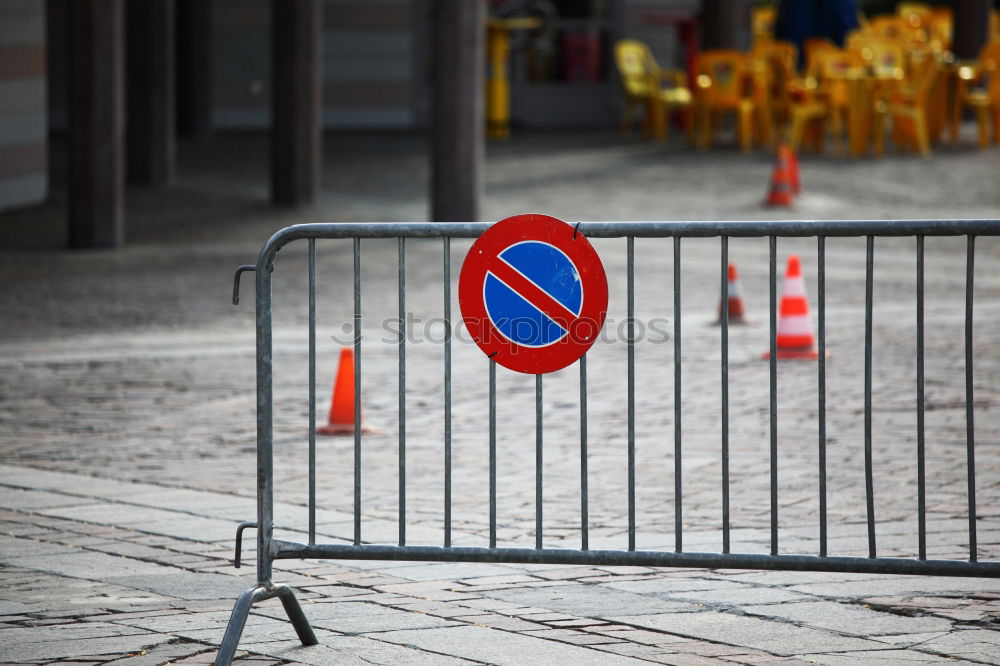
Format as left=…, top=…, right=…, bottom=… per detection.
left=953, top=0, right=990, bottom=61
left=175, top=0, right=213, bottom=139
left=126, top=0, right=175, bottom=185
left=431, top=0, right=485, bottom=222
left=68, top=0, right=125, bottom=248
left=271, top=0, right=322, bottom=207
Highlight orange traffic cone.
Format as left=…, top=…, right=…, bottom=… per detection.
left=317, top=348, right=382, bottom=436
left=762, top=255, right=826, bottom=360
left=764, top=149, right=795, bottom=207
left=713, top=262, right=749, bottom=325
left=779, top=143, right=801, bottom=194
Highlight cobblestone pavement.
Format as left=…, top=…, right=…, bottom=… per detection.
left=1, top=129, right=1000, bottom=664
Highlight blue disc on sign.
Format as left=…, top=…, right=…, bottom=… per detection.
left=485, top=242, right=582, bottom=347
left=459, top=214, right=608, bottom=374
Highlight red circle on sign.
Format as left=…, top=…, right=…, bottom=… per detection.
left=459, top=214, right=608, bottom=374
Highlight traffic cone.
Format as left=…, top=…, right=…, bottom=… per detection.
left=779, top=143, right=801, bottom=194
left=764, top=149, right=795, bottom=207
left=317, top=348, right=382, bottom=436
left=762, top=255, right=826, bottom=360
left=713, top=262, right=749, bottom=325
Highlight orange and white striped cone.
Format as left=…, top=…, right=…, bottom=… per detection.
left=780, top=143, right=801, bottom=194
left=713, top=262, right=749, bottom=325
left=762, top=255, right=826, bottom=360
left=317, top=348, right=382, bottom=436
left=764, top=148, right=795, bottom=207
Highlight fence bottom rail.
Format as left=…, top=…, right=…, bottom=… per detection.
left=270, top=540, right=1000, bottom=578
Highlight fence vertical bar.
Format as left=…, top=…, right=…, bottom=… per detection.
left=489, top=359, right=496, bottom=549
left=865, top=235, right=876, bottom=558
left=443, top=237, right=452, bottom=548
left=720, top=236, right=730, bottom=554
left=353, top=237, right=362, bottom=546
left=769, top=235, right=778, bottom=556
left=916, top=235, right=926, bottom=560
left=818, top=235, right=827, bottom=557
left=674, top=236, right=683, bottom=553
left=536, top=373, right=544, bottom=550
left=308, top=239, right=316, bottom=545
left=966, top=234, right=977, bottom=562
left=257, top=254, right=274, bottom=584
left=398, top=238, right=406, bottom=547
left=627, top=236, right=636, bottom=552
left=580, top=354, right=589, bottom=551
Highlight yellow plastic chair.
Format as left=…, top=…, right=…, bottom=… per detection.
left=803, top=37, right=838, bottom=77
left=788, top=50, right=866, bottom=154
left=877, top=53, right=942, bottom=156
left=817, top=51, right=855, bottom=149
left=919, top=9, right=952, bottom=52
left=897, top=3, right=931, bottom=33
left=752, top=6, right=776, bottom=46
left=751, top=39, right=799, bottom=140
left=957, top=40, right=1000, bottom=148
left=614, top=39, right=693, bottom=141
left=693, top=49, right=757, bottom=152
left=868, top=15, right=908, bottom=41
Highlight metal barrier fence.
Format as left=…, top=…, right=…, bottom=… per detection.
left=218, top=219, right=1000, bottom=664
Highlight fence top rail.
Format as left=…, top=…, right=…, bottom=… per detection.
left=256, top=219, right=1000, bottom=267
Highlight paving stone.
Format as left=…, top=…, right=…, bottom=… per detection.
left=255, top=600, right=459, bottom=634
left=911, top=628, right=1000, bottom=662
left=375, top=624, right=651, bottom=664
left=241, top=627, right=473, bottom=664
left=788, top=577, right=1000, bottom=599
left=0, top=633, right=171, bottom=662
left=0, top=488, right=96, bottom=511
left=742, top=600, right=953, bottom=637
left=102, top=640, right=211, bottom=664
left=609, top=612, right=892, bottom=656
left=0, top=548, right=171, bottom=580
left=0, top=600, right=42, bottom=615
left=370, top=561, right=526, bottom=582
left=450, top=612, right=542, bottom=631
left=37, top=504, right=238, bottom=544
left=663, top=586, right=813, bottom=606
left=483, top=583, right=701, bottom=617
left=102, top=572, right=251, bottom=600
left=0, top=534, right=78, bottom=558
left=806, top=650, right=981, bottom=665
left=603, top=577, right=755, bottom=595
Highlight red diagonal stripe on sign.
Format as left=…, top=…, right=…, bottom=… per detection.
left=486, top=257, right=580, bottom=331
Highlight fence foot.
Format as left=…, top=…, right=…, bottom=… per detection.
left=275, top=584, right=319, bottom=647
left=215, top=584, right=317, bottom=666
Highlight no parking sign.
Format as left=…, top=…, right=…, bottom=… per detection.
left=459, top=214, right=608, bottom=374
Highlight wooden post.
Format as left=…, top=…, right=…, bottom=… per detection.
left=127, top=0, right=175, bottom=185
left=176, top=0, right=213, bottom=139
left=953, top=0, right=989, bottom=61
left=431, top=0, right=485, bottom=222
left=68, top=0, right=125, bottom=248
left=271, top=0, right=322, bottom=207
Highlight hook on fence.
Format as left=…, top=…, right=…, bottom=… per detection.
left=232, top=266, right=256, bottom=305
left=233, top=521, right=257, bottom=568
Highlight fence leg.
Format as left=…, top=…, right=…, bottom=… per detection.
left=215, top=585, right=317, bottom=665
left=275, top=584, right=319, bottom=647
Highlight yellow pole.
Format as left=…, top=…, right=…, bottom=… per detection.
left=487, top=21, right=511, bottom=139
left=486, top=17, right=542, bottom=140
